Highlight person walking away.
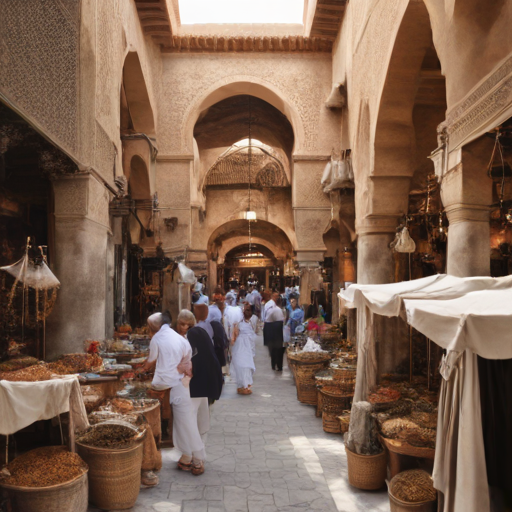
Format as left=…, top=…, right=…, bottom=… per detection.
left=211, top=319, right=229, bottom=367
left=263, top=296, right=285, bottom=371
left=230, top=303, right=258, bottom=395
left=193, top=303, right=214, bottom=341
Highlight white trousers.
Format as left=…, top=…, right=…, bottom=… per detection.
left=170, top=382, right=206, bottom=461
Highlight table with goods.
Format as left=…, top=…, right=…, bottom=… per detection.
left=0, top=325, right=167, bottom=512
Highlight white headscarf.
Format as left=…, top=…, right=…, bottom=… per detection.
left=147, top=312, right=163, bottom=332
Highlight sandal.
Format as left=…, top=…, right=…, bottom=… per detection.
left=191, top=461, right=205, bottom=476
left=177, top=461, right=193, bottom=471
left=239, top=388, right=252, bottom=395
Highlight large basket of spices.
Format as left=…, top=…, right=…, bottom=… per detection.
left=0, top=446, right=88, bottom=512
left=314, top=369, right=333, bottom=417
left=287, top=352, right=331, bottom=405
left=345, top=446, right=387, bottom=490
left=76, top=421, right=145, bottom=510
left=320, top=386, right=353, bottom=433
left=387, top=470, right=437, bottom=512
left=368, top=387, right=401, bottom=412
left=330, top=363, right=357, bottom=394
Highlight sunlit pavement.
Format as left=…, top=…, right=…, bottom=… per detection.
left=88, top=335, right=389, bottom=512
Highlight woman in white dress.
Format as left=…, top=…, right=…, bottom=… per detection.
left=230, top=303, right=258, bottom=395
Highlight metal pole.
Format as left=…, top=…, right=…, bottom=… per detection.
left=409, top=325, right=413, bottom=383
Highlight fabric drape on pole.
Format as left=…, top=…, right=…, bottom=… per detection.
left=338, top=274, right=512, bottom=512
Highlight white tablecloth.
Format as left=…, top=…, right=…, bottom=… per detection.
left=0, top=375, right=89, bottom=436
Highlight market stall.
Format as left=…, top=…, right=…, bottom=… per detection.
left=340, top=274, right=512, bottom=512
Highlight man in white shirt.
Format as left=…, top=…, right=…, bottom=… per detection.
left=144, top=315, right=190, bottom=390
left=141, top=313, right=206, bottom=475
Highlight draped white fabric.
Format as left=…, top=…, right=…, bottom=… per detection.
left=337, top=274, right=512, bottom=512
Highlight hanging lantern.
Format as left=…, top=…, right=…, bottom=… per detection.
left=244, top=210, right=256, bottom=221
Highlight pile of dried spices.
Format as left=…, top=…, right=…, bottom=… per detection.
left=77, top=423, right=143, bottom=449
left=368, top=387, right=401, bottom=404
left=48, top=353, right=103, bottom=375
left=0, top=363, right=52, bottom=382
left=390, top=469, right=437, bottom=503
left=1, top=446, right=87, bottom=488
left=0, top=356, right=39, bottom=372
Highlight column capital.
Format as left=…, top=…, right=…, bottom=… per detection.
left=444, top=203, right=490, bottom=224
left=356, top=216, right=399, bottom=236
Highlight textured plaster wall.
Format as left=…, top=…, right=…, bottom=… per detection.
left=332, top=0, right=411, bottom=225
left=0, top=0, right=162, bottom=187
left=423, top=0, right=512, bottom=109
left=158, top=52, right=338, bottom=156
left=194, top=188, right=296, bottom=253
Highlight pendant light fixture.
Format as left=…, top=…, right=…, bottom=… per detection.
left=244, top=96, right=256, bottom=250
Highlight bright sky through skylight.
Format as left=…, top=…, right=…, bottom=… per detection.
left=179, top=0, right=304, bottom=25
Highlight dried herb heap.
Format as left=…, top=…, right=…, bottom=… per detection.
left=0, top=362, right=52, bottom=382
left=1, top=446, right=87, bottom=488
left=390, top=469, right=437, bottom=503
left=77, top=423, right=143, bottom=449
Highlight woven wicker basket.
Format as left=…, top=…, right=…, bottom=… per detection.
left=345, top=446, right=387, bottom=490
left=331, top=367, right=357, bottom=394
left=289, top=355, right=331, bottom=405
left=319, top=387, right=353, bottom=413
left=0, top=471, right=88, bottom=512
left=314, top=371, right=333, bottom=417
left=322, top=411, right=343, bottom=434
left=76, top=441, right=144, bottom=510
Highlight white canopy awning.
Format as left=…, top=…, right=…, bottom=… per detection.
left=340, top=274, right=512, bottom=361
left=338, top=274, right=512, bottom=512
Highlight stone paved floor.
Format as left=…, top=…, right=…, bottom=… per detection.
left=89, top=335, right=389, bottom=512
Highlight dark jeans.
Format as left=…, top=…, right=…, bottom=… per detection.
left=270, top=347, right=285, bottom=370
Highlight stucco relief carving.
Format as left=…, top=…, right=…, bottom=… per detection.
left=157, top=161, right=191, bottom=208
left=96, top=0, right=122, bottom=131
left=293, top=163, right=330, bottom=208
left=53, top=178, right=88, bottom=216
left=348, top=0, right=404, bottom=149
left=0, top=0, right=79, bottom=154
left=94, top=121, right=117, bottom=184
left=159, top=55, right=331, bottom=155
left=295, top=209, right=330, bottom=249
left=444, top=55, right=512, bottom=148
left=88, top=177, right=111, bottom=228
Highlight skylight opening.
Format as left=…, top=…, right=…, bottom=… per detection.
left=179, top=0, right=304, bottom=25
left=234, top=138, right=264, bottom=147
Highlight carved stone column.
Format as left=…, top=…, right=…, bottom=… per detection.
left=440, top=152, right=492, bottom=277
left=356, top=217, right=397, bottom=285
left=46, top=173, right=112, bottom=358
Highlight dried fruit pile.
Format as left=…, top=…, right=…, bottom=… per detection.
left=77, top=423, right=143, bottom=449
left=368, top=387, right=401, bottom=404
left=390, top=469, right=437, bottom=503
left=380, top=417, right=437, bottom=449
left=48, top=353, right=103, bottom=374
left=0, top=363, right=52, bottom=382
left=1, top=446, right=87, bottom=488
left=0, top=356, right=39, bottom=372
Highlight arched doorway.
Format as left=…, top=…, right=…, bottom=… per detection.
left=207, top=219, right=295, bottom=292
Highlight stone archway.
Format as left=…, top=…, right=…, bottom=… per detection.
left=182, top=77, right=306, bottom=155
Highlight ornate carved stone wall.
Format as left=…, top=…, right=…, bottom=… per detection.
left=0, top=0, right=80, bottom=155
left=159, top=53, right=339, bottom=156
